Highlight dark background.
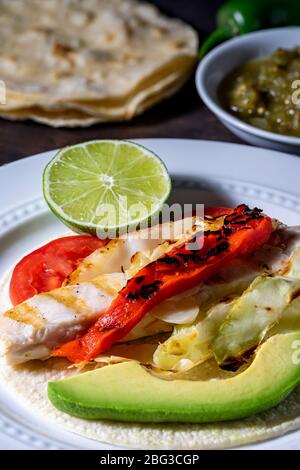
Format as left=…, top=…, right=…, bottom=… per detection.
left=0, top=0, right=238, bottom=165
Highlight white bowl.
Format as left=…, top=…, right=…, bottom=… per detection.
left=196, top=27, right=300, bottom=154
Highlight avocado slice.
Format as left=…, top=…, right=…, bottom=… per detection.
left=48, top=332, right=300, bottom=423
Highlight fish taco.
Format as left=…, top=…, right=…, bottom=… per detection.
left=1, top=142, right=300, bottom=449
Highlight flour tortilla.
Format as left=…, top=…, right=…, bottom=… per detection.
left=0, top=0, right=198, bottom=110
left=0, top=108, right=102, bottom=128
left=0, top=70, right=190, bottom=127
left=1, top=55, right=195, bottom=111
left=0, top=273, right=300, bottom=449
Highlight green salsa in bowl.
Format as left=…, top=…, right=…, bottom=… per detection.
left=219, top=47, right=300, bottom=138
left=196, top=27, right=300, bottom=154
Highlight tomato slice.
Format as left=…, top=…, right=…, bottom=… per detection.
left=9, top=236, right=107, bottom=306
left=53, top=205, right=273, bottom=363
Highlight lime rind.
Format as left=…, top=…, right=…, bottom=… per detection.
left=43, top=140, right=171, bottom=236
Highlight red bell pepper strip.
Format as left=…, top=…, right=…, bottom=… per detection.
left=53, top=205, right=272, bottom=363
left=204, top=207, right=233, bottom=218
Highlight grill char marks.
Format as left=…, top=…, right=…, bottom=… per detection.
left=224, top=206, right=263, bottom=229
left=157, top=256, right=180, bottom=266
left=206, top=241, right=230, bottom=258
left=126, top=280, right=163, bottom=301
left=139, top=280, right=163, bottom=300
left=135, top=275, right=145, bottom=285
left=177, top=252, right=202, bottom=265
left=125, top=205, right=264, bottom=303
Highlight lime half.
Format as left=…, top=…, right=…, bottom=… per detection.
left=43, top=140, right=171, bottom=236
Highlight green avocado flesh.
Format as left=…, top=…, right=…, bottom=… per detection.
left=48, top=332, right=300, bottom=423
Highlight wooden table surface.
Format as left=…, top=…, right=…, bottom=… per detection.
left=0, top=0, right=243, bottom=166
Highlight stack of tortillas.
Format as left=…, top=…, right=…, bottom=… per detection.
left=0, top=0, right=198, bottom=127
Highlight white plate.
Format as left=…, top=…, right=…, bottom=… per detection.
left=1, top=139, right=300, bottom=450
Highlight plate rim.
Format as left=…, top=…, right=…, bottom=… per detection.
left=3, top=137, right=300, bottom=170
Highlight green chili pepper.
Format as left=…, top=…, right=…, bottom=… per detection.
left=199, top=0, right=300, bottom=59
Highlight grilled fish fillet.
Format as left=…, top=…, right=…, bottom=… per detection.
left=0, top=273, right=126, bottom=365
